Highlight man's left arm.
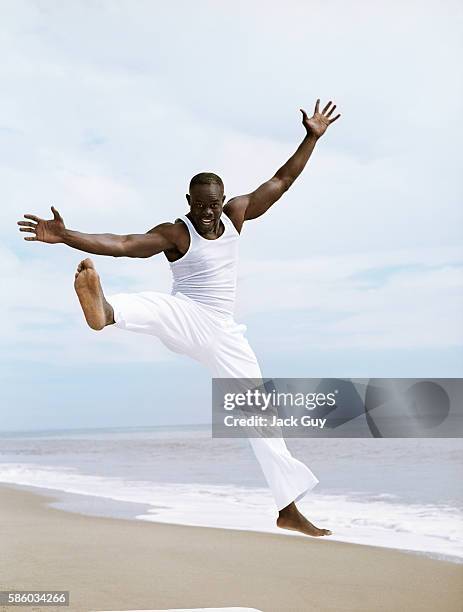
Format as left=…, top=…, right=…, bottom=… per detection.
left=224, top=99, right=340, bottom=228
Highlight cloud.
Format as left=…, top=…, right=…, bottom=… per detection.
left=236, top=246, right=463, bottom=351
left=1, top=241, right=461, bottom=369
left=0, top=1, right=461, bottom=378
left=0, top=245, right=176, bottom=366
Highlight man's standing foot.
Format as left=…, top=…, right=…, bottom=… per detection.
left=74, top=258, right=114, bottom=330
left=277, top=502, right=332, bottom=537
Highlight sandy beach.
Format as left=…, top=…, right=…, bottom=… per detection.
left=0, top=485, right=462, bottom=612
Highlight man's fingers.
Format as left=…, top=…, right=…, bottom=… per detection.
left=314, top=98, right=320, bottom=114
left=329, top=113, right=341, bottom=124
left=300, top=108, right=309, bottom=121
left=24, top=236, right=38, bottom=241
left=51, top=205, right=61, bottom=220
left=24, top=214, right=40, bottom=222
left=326, top=104, right=337, bottom=118
left=19, top=227, right=37, bottom=233
left=17, top=221, right=36, bottom=227
left=322, top=100, right=332, bottom=114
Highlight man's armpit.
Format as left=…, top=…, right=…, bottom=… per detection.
left=224, top=196, right=249, bottom=232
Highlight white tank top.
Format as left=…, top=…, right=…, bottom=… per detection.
left=169, top=212, right=239, bottom=317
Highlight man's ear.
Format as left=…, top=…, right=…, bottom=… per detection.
left=222, top=194, right=226, bottom=203
left=186, top=194, right=191, bottom=205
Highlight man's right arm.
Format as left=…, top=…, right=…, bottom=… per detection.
left=17, top=206, right=177, bottom=258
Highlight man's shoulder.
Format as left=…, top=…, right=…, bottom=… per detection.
left=145, top=219, right=190, bottom=259
left=224, top=195, right=249, bottom=212
left=146, top=219, right=187, bottom=236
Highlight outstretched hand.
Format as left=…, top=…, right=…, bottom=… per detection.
left=300, top=99, right=341, bottom=139
left=17, top=206, right=65, bottom=243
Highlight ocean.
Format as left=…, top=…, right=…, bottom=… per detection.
left=0, top=425, right=462, bottom=563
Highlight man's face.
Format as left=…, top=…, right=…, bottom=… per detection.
left=186, top=183, right=225, bottom=234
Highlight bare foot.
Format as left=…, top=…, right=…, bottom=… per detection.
left=74, top=258, right=112, bottom=330
left=277, top=502, right=332, bottom=537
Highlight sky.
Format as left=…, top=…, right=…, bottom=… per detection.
left=1, top=0, right=462, bottom=430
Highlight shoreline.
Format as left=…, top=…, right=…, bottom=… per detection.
left=3, top=480, right=462, bottom=565
left=1, top=483, right=462, bottom=612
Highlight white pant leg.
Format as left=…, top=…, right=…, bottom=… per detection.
left=106, top=291, right=319, bottom=510
left=106, top=291, right=213, bottom=363
left=206, top=319, right=319, bottom=511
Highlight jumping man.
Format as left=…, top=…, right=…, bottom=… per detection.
left=18, top=99, right=341, bottom=536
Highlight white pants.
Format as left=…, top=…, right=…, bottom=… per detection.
left=107, top=290, right=319, bottom=510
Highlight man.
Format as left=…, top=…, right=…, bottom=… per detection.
left=18, top=99, right=340, bottom=536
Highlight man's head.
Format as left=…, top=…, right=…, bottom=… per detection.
left=186, top=172, right=225, bottom=233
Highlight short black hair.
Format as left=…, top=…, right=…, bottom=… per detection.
left=189, top=172, right=224, bottom=192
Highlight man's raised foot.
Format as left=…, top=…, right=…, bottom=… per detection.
left=74, top=258, right=114, bottom=330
